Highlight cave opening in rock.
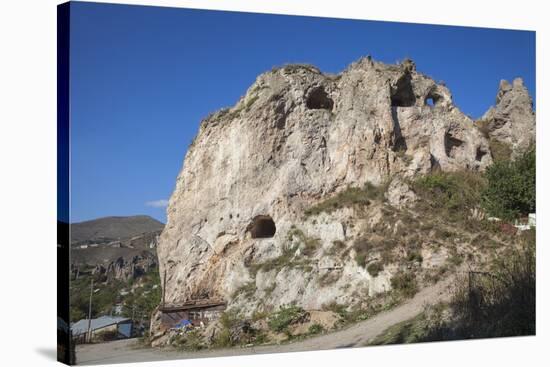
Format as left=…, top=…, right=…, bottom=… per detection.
left=306, top=86, right=334, bottom=110
left=445, top=134, right=464, bottom=158
left=391, top=74, right=416, bottom=107
left=425, top=91, right=441, bottom=108
left=248, top=215, right=276, bottom=238
left=475, top=146, right=488, bottom=162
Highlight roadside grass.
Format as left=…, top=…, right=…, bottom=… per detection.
left=268, top=305, right=309, bottom=333
left=368, top=313, right=429, bottom=345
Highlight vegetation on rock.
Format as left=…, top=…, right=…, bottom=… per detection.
left=482, top=147, right=536, bottom=220
left=268, top=305, right=309, bottom=333
left=390, top=272, right=418, bottom=298
left=304, top=183, right=386, bottom=217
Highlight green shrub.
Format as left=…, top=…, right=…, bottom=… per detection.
left=368, top=313, right=430, bottom=345
left=321, top=302, right=348, bottom=318
left=251, top=310, right=269, bottom=322
left=268, top=305, right=308, bottom=333
left=211, top=310, right=239, bottom=348
left=367, top=262, right=384, bottom=277
left=211, top=328, right=232, bottom=348
left=308, top=323, right=324, bottom=335
left=183, top=330, right=205, bottom=351
left=413, top=171, right=484, bottom=218
left=172, top=330, right=205, bottom=351
left=447, top=253, right=463, bottom=267
left=481, top=147, right=535, bottom=220
left=406, top=250, right=423, bottom=264
left=355, top=254, right=367, bottom=268
left=219, top=309, right=240, bottom=330
left=391, top=272, right=418, bottom=298
left=253, top=332, right=270, bottom=345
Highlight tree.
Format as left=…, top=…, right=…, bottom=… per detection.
left=482, top=147, right=535, bottom=220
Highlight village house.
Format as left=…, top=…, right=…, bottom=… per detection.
left=71, top=316, right=133, bottom=343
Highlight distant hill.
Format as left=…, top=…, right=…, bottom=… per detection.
left=71, top=215, right=164, bottom=244
left=70, top=215, right=164, bottom=284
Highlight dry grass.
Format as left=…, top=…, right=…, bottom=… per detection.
left=304, top=183, right=386, bottom=217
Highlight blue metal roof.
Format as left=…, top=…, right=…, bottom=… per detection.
left=71, top=316, right=131, bottom=336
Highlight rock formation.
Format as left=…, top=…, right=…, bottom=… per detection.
left=89, top=252, right=157, bottom=282
left=480, top=78, right=536, bottom=158
left=154, top=57, right=534, bottom=329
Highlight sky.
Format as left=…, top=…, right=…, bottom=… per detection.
left=68, top=1, right=536, bottom=223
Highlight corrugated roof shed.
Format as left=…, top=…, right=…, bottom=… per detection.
left=71, top=316, right=130, bottom=336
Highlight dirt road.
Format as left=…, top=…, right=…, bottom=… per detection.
left=77, top=276, right=453, bottom=365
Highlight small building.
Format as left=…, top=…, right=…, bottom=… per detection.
left=71, top=316, right=133, bottom=343
left=159, top=300, right=226, bottom=331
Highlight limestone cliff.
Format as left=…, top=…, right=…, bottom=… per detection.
left=155, top=57, right=533, bottom=323
left=480, top=78, right=536, bottom=158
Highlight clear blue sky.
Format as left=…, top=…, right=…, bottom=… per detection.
left=68, top=1, right=535, bottom=223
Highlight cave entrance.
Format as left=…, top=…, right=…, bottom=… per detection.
left=306, top=86, right=334, bottom=110
left=445, top=133, right=464, bottom=158
left=248, top=215, right=276, bottom=238
left=476, top=146, right=488, bottom=162
left=425, top=91, right=441, bottom=108
left=390, top=74, right=416, bottom=107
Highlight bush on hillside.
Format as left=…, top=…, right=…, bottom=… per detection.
left=481, top=147, right=535, bottom=220
left=412, top=171, right=485, bottom=220
left=268, top=305, right=309, bottom=333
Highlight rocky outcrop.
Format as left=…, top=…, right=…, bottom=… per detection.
left=71, top=228, right=162, bottom=283
left=385, top=178, right=417, bottom=209
left=155, top=56, right=500, bottom=321
left=90, top=252, right=157, bottom=282
left=480, top=78, right=535, bottom=158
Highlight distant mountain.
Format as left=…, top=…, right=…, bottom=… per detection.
left=71, top=215, right=164, bottom=244
left=70, top=215, right=164, bottom=283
